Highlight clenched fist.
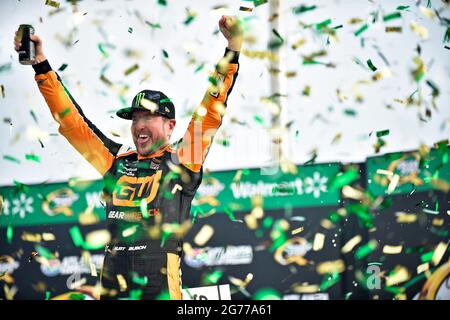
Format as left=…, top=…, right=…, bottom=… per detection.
left=219, top=15, right=243, bottom=52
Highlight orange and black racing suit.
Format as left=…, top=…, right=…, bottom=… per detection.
left=33, top=48, right=239, bottom=299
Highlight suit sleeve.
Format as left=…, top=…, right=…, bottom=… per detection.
left=33, top=60, right=121, bottom=175
left=177, top=48, right=240, bottom=172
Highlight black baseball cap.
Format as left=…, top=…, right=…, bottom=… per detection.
left=116, top=90, right=175, bottom=120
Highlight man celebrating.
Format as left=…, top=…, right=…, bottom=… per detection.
left=14, top=15, right=242, bottom=300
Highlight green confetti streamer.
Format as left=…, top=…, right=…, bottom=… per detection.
left=316, top=19, right=332, bottom=30
left=98, top=43, right=109, bottom=58
left=128, top=27, right=133, bottom=34
left=132, top=275, right=148, bottom=286
left=292, top=5, right=317, bottom=14
left=421, top=251, right=433, bottom=263
left=30, top=110, right=38, bottom=124
left=162, top=49, right=169, bottom=59
left=355, top=240, right=377, bottom=260
left=253, top=288, right=281, bottom=300
left=145, top=21, right=161, bottom=29
left=272, top=29, right=284, bottom=42
left=6, top=225, right=13, bottom=244
left=156, top=290, right=171, bottom=300
left=58, top=63, right=68, bottom=71
left=320, top=272, right=340, bottom=291
left=194, top=63, right=205, bottom=73
left=354, top=24, right=368, bottom=36
left=344, top=109, right=357, bottom=116
left=25, top=154, right=41, bottom=163
left=253, top=0, right=268, bottom=7
left=45, top=291, right=51, bottom=300
left=396, top=5, right=410, bottom=11
left=376, top=129, right=390, bottom=137
left=69, top=226, right=84, bottom=247
left=366, top=59, right=377, bottom=72
left=383, top=12, right=402, bottom=22
left=35, top=245, right=55, bottom=260
left=205, top=270, right=223, bottom=285
left=140, top=199, right=149, bottom=219
left=158, top=0, right=167, bottom=6
left=58, top=108, right=71, bottom=118
left=3, top=155, right=21, bottom=164
left=68, top=293, right=86, bottom=300
left=254, top=115, right=265, bottom=126
left=328, top=167, right=360, bottom=191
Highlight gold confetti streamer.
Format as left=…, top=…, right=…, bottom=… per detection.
left=194, top=225, right=214, bottom=246
left=313, top=233, right=325, bottom=251
left=431, top=242, right=448, bottom=266
left=383, top=245, right=403, bottom=254
left=385, top=266, right=410, bottom=286
left=395, top=212, right=417, bottom=223
left=341, top=235, right=362, bottom=254
left=316, top=259, right=345, bottom=275
left=116, top=274, right=127, bottom=292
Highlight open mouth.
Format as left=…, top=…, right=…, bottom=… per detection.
left=136, top=134, right=150, bottom=145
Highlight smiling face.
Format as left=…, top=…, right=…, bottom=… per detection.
left=131, top=110, right=176, bottom=156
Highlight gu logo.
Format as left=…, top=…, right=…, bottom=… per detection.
left=113, top=171, right=162, bottom=207
left=134, top=92, right=146, bottom=107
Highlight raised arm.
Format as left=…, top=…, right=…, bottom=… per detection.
left=177, top=16, right=242, bottom=172
left=14, top=31, right=121, bottom=176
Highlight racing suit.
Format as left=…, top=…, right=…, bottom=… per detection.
left=32, top=48, right=240, bottom=299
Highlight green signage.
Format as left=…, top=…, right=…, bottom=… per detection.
left=367, top=146, right=450, bottom=196
left=0, top=163, right=341, bottom=227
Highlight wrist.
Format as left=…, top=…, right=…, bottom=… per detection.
left=33, top=54, right=47, bottom=65
left=227, top=38, right=242, bottom=52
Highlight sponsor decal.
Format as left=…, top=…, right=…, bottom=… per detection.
left=42, top=188, right=79, bottom=216
left=230, top=172, right=328, bottom=200
left=184, top=245, right=253, bottom=268
left=40, top=254, right=104, bottom=277
left=112, top=170, right=162, bottom=207
left=274, top=237, right=312, bottom=266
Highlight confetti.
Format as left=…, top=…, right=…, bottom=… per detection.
left=416, top=263, right=429, bottom=274
left=116, top=274, right=127, bottom=292
left=45, top=0, right=60, bottom=8
left=396, top=6, right=410, bottom=11
left=410, top=21, right=429, bottom=39
left=124, top=64, right=139, bottom=76
left=354, top=24, right=368, bottom=36
left=6, top=225, right=13, bottom=244
left=0, top=85, right=5, bottom=98
left=292, top=5, right=317, bottom=15
left=316, top=260, right=345, bottom=275
left=3, top=155, right=21, bottom=164
left=387, top=174, right=400, bottom=194
left=194, top=224, right=214, bottom=246
left=385, top=27, right=402, bottom=32
left=69, top=226, right=85, bottom=247
left=128, top=27, right=133, bottom=34
left=431, top=242, right=448, bottom=266
left=385, top=266, right=410, bottom=286
left=366, top=59, right=378, bottom=72
left=355, top=240, right=378, bottom=260
left=291, top=227, right=304, bottom=235
left=341, top=235, right=362, bottom=254
left=25, top=154, right=41, bottom=163
left=171, top=184, right=183, bottom=194
left=239, top=6, right=253, bottom=12
left=57, top=63, right=68, bottom=71
left=328, top=167, right=359, bottom=191
left=313, top=233, right=325, bottom=251
left=383, top=245, right=403, bottom=254
left=383, top=12, right=402, bottom=22
left=253, top=0, right=268, bottom=7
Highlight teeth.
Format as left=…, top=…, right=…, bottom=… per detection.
left=138, top=134, right=148, bottom=138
